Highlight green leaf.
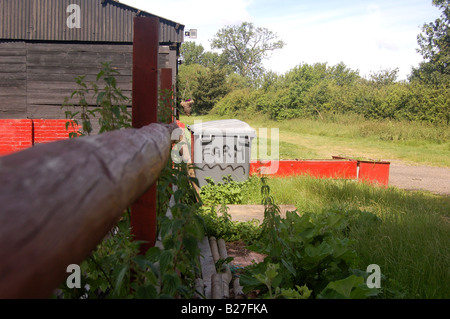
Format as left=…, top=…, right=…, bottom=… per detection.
left=162, top=273, right=181, bottom=296
left=135, top=285, right=157, bottom=299
left=318, top=275, right=364, bottom=299
left=96, top=92, right=106, bottom=105
left=281, top=258, right=296, bottom=277
left=159, top=250, right=174, bottom=274
left=114, top=265, right=129, bottom=295
left=182, top=236, right=200, bottom=257
left=96, top=70, right=105, bottom=82
left=305, top=242, right=333, bottom=262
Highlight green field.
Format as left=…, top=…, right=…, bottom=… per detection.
left=180, top=113, right=450, bottom=167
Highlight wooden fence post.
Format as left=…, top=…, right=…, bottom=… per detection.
left=131, top=16, right=160, bottom=254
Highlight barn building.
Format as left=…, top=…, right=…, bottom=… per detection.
left=0, top=0, right=184, bottom=120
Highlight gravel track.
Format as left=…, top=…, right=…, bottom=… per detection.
left=388, top=162, right=450, bottom=196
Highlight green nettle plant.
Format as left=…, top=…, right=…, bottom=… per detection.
left=200, top=175, right=252, bottom=206
left=62, top=61, right=132, bottom=137
left=239, top=178, right=382, bottom=299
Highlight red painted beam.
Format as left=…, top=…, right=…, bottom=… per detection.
left=131, top=16, right=160, bottom=254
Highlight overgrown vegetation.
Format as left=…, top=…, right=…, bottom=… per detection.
left=198, top=175, right=450, bottom=299
left=210, top=63, right=449, bottom=124
left=58, top=63, right=205, bottom=299
left=199, top=177, right=383, bottom=299
left=62, top=61, right=132, bottom=136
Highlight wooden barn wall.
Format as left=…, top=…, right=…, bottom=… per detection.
left=0, top=42, right=27, bottom=118
left=26, top=42, right=133, bottom=119
left=0, top=41, right=133, bottom=119
left=0, top=41, right=178, bottom=120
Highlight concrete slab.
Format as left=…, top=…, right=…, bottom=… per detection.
left=225, top=205, right=297, bottom=223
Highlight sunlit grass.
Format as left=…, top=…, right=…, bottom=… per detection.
left=240, top=175, right=450, bottom=299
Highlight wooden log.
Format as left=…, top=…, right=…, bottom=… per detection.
left=0, top=122, right=176, bottom=299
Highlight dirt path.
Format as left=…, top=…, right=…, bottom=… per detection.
left=388, top=162, right=450, bottom=196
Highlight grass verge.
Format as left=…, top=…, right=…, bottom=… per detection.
left=238, top=175, right=450, bottom=299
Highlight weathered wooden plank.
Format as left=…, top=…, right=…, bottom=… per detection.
left=0, top=49, right=26, bottom=56
left=0, top=98, right=26, bottom=114
left=26, top=66, right=133, bottom=76
left=0, top=87, right=26, bottom=96
left=0, top=55, right=26, bottom=64
left=27, top=105, right=69, bottom=119
left=26, top=43, right=133, bottom=53
left=0, top=78, right=26, bottom=87
left=27, top=81, right=132, bottom=91
left=0, top=64, right=26, bottom=73
left=0, top=42, right=27, bottom=51
left=26, top=73, right=131, bottom=83
left=0, top=110, right=27, bottom=119
left=26, top=52, right=132, bottom=64
left=27, top=91, right=132, bottom=107
left=0, top=122, right=177, bottom=299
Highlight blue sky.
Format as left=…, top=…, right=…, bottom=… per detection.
left=121, top=0, right=441, bottom=80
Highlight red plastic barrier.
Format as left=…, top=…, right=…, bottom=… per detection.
left=332, top=156, right=390, bottom=186
left=250, top=159, right=358, bottom=179
left=358, top=161, right=390, bottom=186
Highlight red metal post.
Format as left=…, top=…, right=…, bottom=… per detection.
left=131, top=16, right=159, bottom=254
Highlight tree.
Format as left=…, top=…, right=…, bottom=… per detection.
left=180, top=41, right=205, bottom=65
left=210, top=22, right=285, bottom=80
left=410, top=0, right=450, bottom=86
left=191, top=66, right=230, bottom=114
left=369, top=68, right=400, bottom=86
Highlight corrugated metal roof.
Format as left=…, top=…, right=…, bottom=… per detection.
left=0, top=0, right=184, bottom=44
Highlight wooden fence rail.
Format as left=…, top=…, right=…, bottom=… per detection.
left=0, top=122, right=177, bottom=299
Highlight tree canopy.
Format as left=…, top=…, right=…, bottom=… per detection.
left=210, top=22, right=285, bottom=80
left=411, top=0, right=450, bottom=86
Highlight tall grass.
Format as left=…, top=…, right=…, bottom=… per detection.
left=240, top=175, right=450, bottom=299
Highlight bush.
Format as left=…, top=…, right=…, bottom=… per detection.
left=209, top=62, right=449, bottom=125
